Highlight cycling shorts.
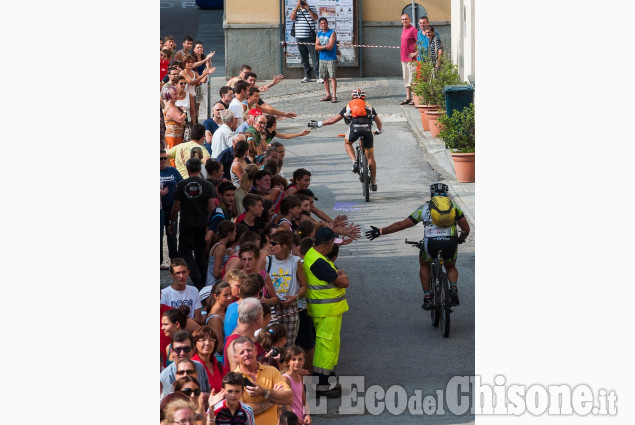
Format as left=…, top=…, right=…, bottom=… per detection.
left=345, top=124, right=373, bottom=150
left=420, top=237, right=458, bottom=263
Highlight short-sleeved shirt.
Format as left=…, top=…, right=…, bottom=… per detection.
left=400, top=24, right=418, bottom=62
left=212, top=399, right=255, bottom=425
left=203, top=117, right=220, bottom=136
left=293, top=7, right=318, bottom=38
left=167, top=141, right=212, bottom=179
left=160, top=285, right=202, bottom=317
left=235, top=362, right=291, bottom=425
left=208, top=205, right=231, bottom=233
left=160, top=166, right=183, bottom=210
left=428, top=34, right=442, bottom=64
left=173, top=176, right=216, bottom=228
left=409, top=200, right=465, bottom=237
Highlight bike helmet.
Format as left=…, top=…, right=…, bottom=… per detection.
left=430, top=182, right=449, bottom=197
left=351, top=88, right=366, bottom=99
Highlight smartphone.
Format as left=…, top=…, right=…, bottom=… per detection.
left=244, top=377, right=255, bottom=387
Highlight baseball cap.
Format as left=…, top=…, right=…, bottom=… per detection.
left=248, top=108, right=262, bottom=116
left=314, top=227, right=343, bottom=245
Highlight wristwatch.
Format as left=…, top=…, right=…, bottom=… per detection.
left=264, top=390, right=271, bottom=399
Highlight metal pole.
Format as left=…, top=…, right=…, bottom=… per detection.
left=358, top=0, right=362, bottom=77
left=411, top=0, right=416, bottom=23
left=279, top=0, right=284, bottom=75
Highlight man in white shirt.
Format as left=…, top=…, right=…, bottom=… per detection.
left=229, top=80, right=250, bottom=127
left=160, top=258, right=203, bottom=324
left=211, top=109, right=237, bottom=159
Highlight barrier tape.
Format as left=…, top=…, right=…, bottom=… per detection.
left=281, top=41, right=399, bottom=49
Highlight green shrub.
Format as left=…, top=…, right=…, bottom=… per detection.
left=438, top=103, right=475, bottom=153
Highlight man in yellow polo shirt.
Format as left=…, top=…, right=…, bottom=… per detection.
left=233, top=336, right=292, bottom=425
left=303, top=227, right=348, bottom=398
left=167, top=123, right=211, bottom=179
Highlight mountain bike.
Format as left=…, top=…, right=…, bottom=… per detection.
left=405, top=238, right=452, bottom=337
left=351, top=127, right=381, bottom=202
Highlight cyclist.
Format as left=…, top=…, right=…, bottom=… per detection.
left=308, top=88, right=383, bottom=191
left=365, top=183, right=470, bottom=309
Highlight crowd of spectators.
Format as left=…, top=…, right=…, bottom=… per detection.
left=160, top=34, right=362, bottom=425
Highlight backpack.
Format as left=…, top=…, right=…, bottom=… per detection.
left=347, top=99, right=368, bottom=118
left=429, top=196, right=456, bottom=227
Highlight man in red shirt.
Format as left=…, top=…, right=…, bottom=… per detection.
left=399, top=13, right=418, bottom=105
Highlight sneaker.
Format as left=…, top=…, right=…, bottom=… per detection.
left=449, top=287, right=460, bottom=306
left=371, top=183, right=378, bottom=191
left=352, top=162, right=359, bottom=173
left=317, top=78, right=324, bottom=83
left=301, top=77, right=311, bottom=83
left=421, top=296, right=433, bottom=310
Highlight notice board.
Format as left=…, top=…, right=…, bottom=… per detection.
left=284, top=0, right=358, bottom=67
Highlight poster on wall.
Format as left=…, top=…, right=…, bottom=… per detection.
left=284, top=0, right=357, bottom=67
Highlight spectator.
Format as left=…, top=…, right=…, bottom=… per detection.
left=203, top=281, right=233, bottom=357
left=278, top=410, right=300, bottom=425
left=173, top=35, right=194, bottom=63
left=235, top=164, right=260, bottom=215
left=203, top=102, right=226, bottom=154
left=159, top=398, right=199, bottom=425
left=173, top=376, right=207, bottom=419
left=162, top=86, right=188, bottom=150
left=180, top=55, right=214, bottom=122
left=426, top=25, right=443, bottom=70
left=236, top=194, right=266, bottom=234
left=161, top=258, right=204, bottom=323
left=243, top=75, right=297, bottom=118
left=205, top=159, right=225, bottom=184
left=238, top=245, right=277, bottom=306
left=218, top=85, right=235, bottom=109
left=160, top=331, right=211, bottom=397
left=160, top=49, right=171, bottom=81
left=206, top=182, right=237, bottom=245
left=206, top=220, right=236, bottom=287
left=284, top=168, right=312, bottom=198
left=211, top=109, right=237, bottom=159
left=207, top=372, right=256, bottom=425
left=315, top=17, right=338, bottom=102
left=237, top=108, right=263, bottom=135
left=174, top=75, right=197, bottom=129
left=162, top=305, right=201, bottom=366
left=169, top=158, right=217, bottom=289
left=276, top=196, right=302, bottom=232
left=399, top=13, right=418, bottom=105
left=167, top=123, right=211, bottom=179
left=256, top=323, right=288, bottom=369
left=161, top=149, right=183, bottom=267
left=218, top=133, right=248, bottom=182
left=416, top=16, right=440, bottom=62
left=162, top=35, right=176, bottom=60
left=291, top=0, right=319, bottom=83
left=191, top=325, right=226, bottom=393
left=232, top=336, right=293, bottom=425
left=229, top=80, right=250, bottom=127
left=231, top=140, right=250, bottom=188
left=224, top=298, right=265, bottom=371
left=265, top=230, right=307, bottom=347
left=264, top=116, right=310, bottom=145
left=227, top=64, right=252, bottom=89
left=159, top=392, right=189, bottom=423
left=281, top=346, right=311, bottom=425
left=226, top=269, right=247, bottom=303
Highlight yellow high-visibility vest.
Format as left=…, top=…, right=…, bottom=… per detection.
left=303, top=247, right=349, bottom=317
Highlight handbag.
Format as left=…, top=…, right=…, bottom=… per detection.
left=290, top=20, right=296, bottom=38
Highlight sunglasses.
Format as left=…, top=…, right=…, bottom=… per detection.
left=173, top=346, right=192, bottom=354
left=269, top=241, right=279, bottom=246
left=176, top=368, right=196, bottom=375
left=160, top=157, right=168, bottom=160
left=180, top=388, right=201, bottom=397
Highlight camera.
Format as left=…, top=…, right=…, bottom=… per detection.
left=300, top=0, right=306, bottom=5
left=270, top=347, right=282, bottom=358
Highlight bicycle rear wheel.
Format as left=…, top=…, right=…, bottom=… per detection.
left=361, top=149, right=370, bottom=202
left=430, top=263, right=440, bottom=327
left=439, top=271, right=451, bottom=337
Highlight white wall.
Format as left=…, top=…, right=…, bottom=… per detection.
left=451, top=0, right=475, bottom=84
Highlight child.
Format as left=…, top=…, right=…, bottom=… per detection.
left=208, top=371, right=256, bottom=425
left=225, top=269, right=247, bottom=303
left=278, top=410, right=300, bottom=425
left=256, top=323, right=287, bottom=369
left=282, top=346, right=311, bottom=425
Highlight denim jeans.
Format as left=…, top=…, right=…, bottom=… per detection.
left=297, top=37, right=319, bottom=79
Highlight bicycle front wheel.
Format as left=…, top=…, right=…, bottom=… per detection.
left=361, top=149, right=370, bottom=202
left=439, top=271, right=451, bottom=337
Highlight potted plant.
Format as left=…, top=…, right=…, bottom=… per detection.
left=411, top=60, right=438, bottom=130
left=438, top=103, right=475, bottom=182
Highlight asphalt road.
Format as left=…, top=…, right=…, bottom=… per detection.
left=160, top=6, right=475, bottom=422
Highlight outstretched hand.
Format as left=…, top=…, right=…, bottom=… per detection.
left=365, top=226, right=381, bottom=240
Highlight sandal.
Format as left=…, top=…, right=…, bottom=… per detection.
left=407, top=99, right=415, bottom=105
left=398, top=98, right=412, bottom=105
left=320, top=95, right=332, bottom=102
left=331, top=97, right=338, bottom=103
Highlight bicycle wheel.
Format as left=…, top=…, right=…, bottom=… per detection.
left=430, top=263, right=440, bottom=327
left=361, top=148, right=370, bottom=202
left=439, top=271, right=451, bottom=337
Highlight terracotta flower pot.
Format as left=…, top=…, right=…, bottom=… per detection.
left=450, top=152, right=475, bottom=183
left=426, top=110, right=445, bottom=137
left=416, top=105, right=439, bottom=131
